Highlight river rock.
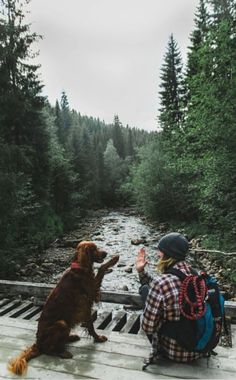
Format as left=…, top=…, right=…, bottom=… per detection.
left=121, top=285, right=129, bottom=291
left=124, top=267, right=133, bottom=273
left=117, top=262, right=127, bottom=267
left=131, top=238, right=147, bottom=245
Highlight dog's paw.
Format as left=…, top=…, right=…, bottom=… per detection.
left=94, top=335, right=108, bottom=343
left=68, top=334, right=80, bottom=342
left=59, top=350, right=73, bottom=359
left=107, top=255, right=119, bottom=267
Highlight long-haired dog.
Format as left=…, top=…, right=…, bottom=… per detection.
left=8, top=241, right=119, bottom=376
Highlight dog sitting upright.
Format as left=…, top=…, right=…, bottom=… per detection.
left=8, top=241, right=119, bottom=376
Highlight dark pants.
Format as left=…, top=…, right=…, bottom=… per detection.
left=139, top=284, right=150, bottom=309
left=139, top=284, right=152, bottom=344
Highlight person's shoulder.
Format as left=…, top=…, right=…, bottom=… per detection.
left=152, top=273, right=174, bottom=288
left=173, top=261, right=194, bottom=275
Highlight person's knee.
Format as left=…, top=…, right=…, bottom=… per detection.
left=139, top=284, right=149, bottom=297
left=139, top=284, right=150, bottom=308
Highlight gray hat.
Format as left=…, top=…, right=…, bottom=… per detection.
left=157, top=232, right=189, bottom=260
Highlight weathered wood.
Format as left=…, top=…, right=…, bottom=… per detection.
left=1, top=280, right=236, bottom=319
left=94, top=311, right=112, bottom=329
left=0, top=279, right=143, bottom=307
left=192, top=248, right=236, bottom=256
left=2, top=300, right=33, bottom=318
left=104, top=310, right=127, bottom=331
left=1, top=317, right=236, bottom=379
left=0, top=298, right=10, bottom=307
left=0, top=299, right=22, bottom=316
left=101, top=289, right=142, bottom=307
left=121, top=312, right=141, bottom=334
left=0, top=279, right=54, bottom=299
left=17, top=304, right=42, bottom=320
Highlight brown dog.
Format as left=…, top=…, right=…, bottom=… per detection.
left=8, top=241, right=119, bottom=375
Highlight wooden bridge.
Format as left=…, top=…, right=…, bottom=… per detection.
left=0, top=279, right=236, bottom=379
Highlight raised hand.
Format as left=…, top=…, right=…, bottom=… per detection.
left=135, top=247, right=148, bottom=273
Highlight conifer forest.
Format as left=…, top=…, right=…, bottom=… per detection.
left=0, top=0, right=236, bottom=279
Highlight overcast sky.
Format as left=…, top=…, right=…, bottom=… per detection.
left=27, top=0, right=200, bottom=131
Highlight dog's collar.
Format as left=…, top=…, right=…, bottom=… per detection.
left=71, top=262, right=82, bottom=270
left=71, top=262, right=88, bottom=271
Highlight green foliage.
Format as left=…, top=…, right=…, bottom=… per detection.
left=102, top=139, right=123, bottom=205
left=2, top=0, right=236, bottom=280
left=127, top=0, right=236, bottom=254
left=159, top=34, right=186, bottom=137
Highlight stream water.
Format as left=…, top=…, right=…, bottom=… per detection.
left=13, top=208, right=234, bottom=301
left=87, top=210, right=164, bottom=294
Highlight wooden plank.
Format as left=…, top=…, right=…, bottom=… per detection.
left=101, top=290, right=142, bottom=307
left=29, top=310, right=42, bottom=321
left=1, top=280, right=236, bottom=317
left=18, top=305, right=42, bottom=320
left=104, top=310, right=127, bottom=331
left=121, top=312, right=141, bottom=334
left=0, top=280, right=54, bottom=300
left=0, top=346, right=167, bottom=380
left=224, top=301, right=236, bottom=319
left=0, top=298, right=10, bottom=307
left=3, top=301, right=34, bottom=318
left=0, top=331, right=151, bottom=361
left=94, top=311, right=112, bottom=329
left=0, top=315, right=150, bottom=347
left=1, top=314, right=235, bottom=352
left=1, top=333, right=236, bottom=379
left=1, top=322, right=236, bottom=366
left=0, top=300, right=22, bottom=316
left=0, top=363, right=96, bottom=379
left=0, top=280, right=142, bottom=307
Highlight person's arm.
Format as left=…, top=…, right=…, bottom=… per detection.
left=135, top=247, right=153, bottom=285
left=141, top=280, right=163, bottom=334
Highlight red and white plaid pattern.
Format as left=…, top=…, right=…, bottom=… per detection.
left=139, top=261, right=203, bottom=362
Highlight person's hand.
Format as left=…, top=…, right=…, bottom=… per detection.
left=135, top=247, right=148, bottom=273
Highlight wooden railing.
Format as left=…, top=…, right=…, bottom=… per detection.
left=1, top=279, right=236, bottom=319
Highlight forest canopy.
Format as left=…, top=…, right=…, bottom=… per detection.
left=0, top=0, right=236, bottom=277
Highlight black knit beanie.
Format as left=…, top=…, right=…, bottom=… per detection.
left=157, top=232, right=189, bottom=261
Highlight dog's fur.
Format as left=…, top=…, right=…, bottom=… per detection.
left=8, top=241, right=119, bottom=376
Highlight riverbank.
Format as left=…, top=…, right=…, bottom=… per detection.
left=5, top=208, right=236, bottom=300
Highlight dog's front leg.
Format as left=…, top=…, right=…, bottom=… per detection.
left=86, top=318, right=107, bottom=343
left=95, top=255, right=119, bottom=289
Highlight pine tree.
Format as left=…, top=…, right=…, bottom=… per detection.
left=0, top=0, right=52, bottom=268
left=112, top=114, right=125, bottom=158
left=158, top=34, right=186, bottom=137
left=183, top=0, right=236, bottom=246
left=103, top=139, right=122, bottom=205
left=187, top=0, right=210, bottom=78
left=0, top=0, right=45, bottom=146
left=56, top=90, right=71, bottom=145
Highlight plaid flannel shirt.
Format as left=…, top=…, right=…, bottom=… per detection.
left=139, top=261, right=203, bottom=362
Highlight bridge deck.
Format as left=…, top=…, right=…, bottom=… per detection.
left=0, top=280, right=236, bottom=379
left=0, top=311, right=236, bottom=379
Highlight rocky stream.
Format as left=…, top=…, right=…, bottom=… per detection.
left=11, top=209, right=235, bottom=301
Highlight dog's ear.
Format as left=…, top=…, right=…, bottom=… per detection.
left=73, top=241, right=97, bottom=267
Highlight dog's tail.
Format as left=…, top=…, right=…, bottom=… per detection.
left=8, top=343, right=40, bottom=376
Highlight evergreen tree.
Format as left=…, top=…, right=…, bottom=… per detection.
left=187, top=0, right=210, bottom=78
left=158, top=34, right=186, bottom=137
left=112, top=114, right=125, bottom=158
left=56, top=90, right=71, bottom=145
left=0, top=0, right=52, bottom=272
left=182, top=0, right=236, bottom=246
left=127, top=128, right=134, bottom=156
left=103, top=139, right=123, bottom=205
